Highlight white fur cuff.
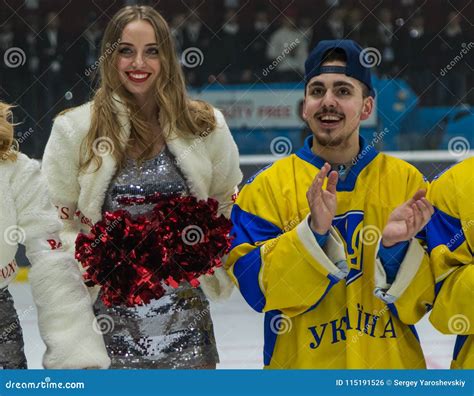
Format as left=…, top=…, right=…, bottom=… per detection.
left=198, top=266, right=234, bottom=301
left=374, top=238, right=425, bottom=304
left=29, top=253, right=110, bottom=369
left=296, top=215, right=349, bottom=280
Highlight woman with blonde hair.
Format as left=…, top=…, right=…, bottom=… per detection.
left=0, top=102, right=110, bottom=369
left=43, top=5, right=242, bottom=369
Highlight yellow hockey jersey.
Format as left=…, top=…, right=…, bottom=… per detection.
left=227, top=136, right=434, bottom=369
left=426, top=157, right=474, bottom=369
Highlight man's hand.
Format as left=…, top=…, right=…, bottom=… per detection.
left=382, top=189, right=434, bottom=247
left=306, top=163, right=338, bottom=235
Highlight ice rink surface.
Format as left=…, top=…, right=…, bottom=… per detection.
left=10, top=282, right=455, bottom=370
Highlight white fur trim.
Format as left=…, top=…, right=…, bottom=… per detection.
left=198, top=267, right=234, bottom=301
left=374, top=238, right=425, bottom=304
left=325, top=228, right=349, bottom=275
left=29, top=251, right=110, bottom=369
left=296, top=214, right=348, bottom=280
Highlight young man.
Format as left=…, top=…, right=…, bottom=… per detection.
left=426, top=158, right=473, bottom=369
left=226, top=40, right=435, bottom=368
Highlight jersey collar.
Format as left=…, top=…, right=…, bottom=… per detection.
left=295, top=135, right=379, bottom=192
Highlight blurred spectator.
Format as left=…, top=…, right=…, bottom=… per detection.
left=24, top=15, right=40, bottom=80
left=299, top=16, right=315, bottom=49
left=25, top=0, right=39, bottom=9
left=266, top=14, right=308, bottom=82
left=208, top=7, right=245, bottom=84
left=22, top=16, right=41, bottom=157
left=399, top=14, right=437, bottom=105
left=0, top=17, right=29, bottom=145
left=170, top=13, right=186, bottom=56
left=0, top=20, right=19, bottom=103
left=181, top=11, right=211, bottom=86
left=83, top=20, right=103, bottom=71
left=373, top=8, right=396, bottom=76
left=344, top=8, right=368, bottom=45
left=310, top=7, right=347, bottom=47
left=325, top=7, right=346, bottom=39
left=401, top=0, right=416, bottom=7
left=241, top=9, right=272, bottom=82
left=224, top=0, right=239, bottom=7
left=0, top=20, right=14, bottom=50
left=38, top=12, right=66, bottom=117
left=436, top=12, right=470, bottom=105
left=62, top=16, right=104, bottom=106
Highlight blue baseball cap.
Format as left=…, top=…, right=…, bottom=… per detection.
left=304, top=40, right=376, bottom=97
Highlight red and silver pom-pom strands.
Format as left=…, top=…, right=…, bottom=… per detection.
left=75, top=194, right=233, bottom=307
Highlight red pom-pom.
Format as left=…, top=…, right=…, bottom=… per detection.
left=75, top=194, right=233, bottom=307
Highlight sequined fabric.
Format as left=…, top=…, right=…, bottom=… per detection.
left=0, top=287, right=27, bottom=369
left=96, top=147, right=219, bottom=369
left=102, top=147, right=189, bottom=215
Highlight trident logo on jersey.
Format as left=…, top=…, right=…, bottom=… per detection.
left=332, top=211, right=374, bottom=286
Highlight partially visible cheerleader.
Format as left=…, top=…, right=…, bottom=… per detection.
left=0, top=101, right=110, bottom=369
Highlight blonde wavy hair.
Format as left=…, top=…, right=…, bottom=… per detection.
left=0, top=102, right=18, bottom=162
left=79, top=5, right=216, bottom=172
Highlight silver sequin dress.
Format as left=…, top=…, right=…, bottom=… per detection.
left=94, top=147, right=219, bottom=369
left=0, top=286, right=28, bottom=369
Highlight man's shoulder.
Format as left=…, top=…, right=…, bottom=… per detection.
left=243, top=154, right=299, bottom=187
left=375, top=152, right=424, bottom=176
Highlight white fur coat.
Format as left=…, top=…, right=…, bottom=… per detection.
left=42, top=98, right=242, bottom=301
left=0, top=153, right=110, bottom=368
